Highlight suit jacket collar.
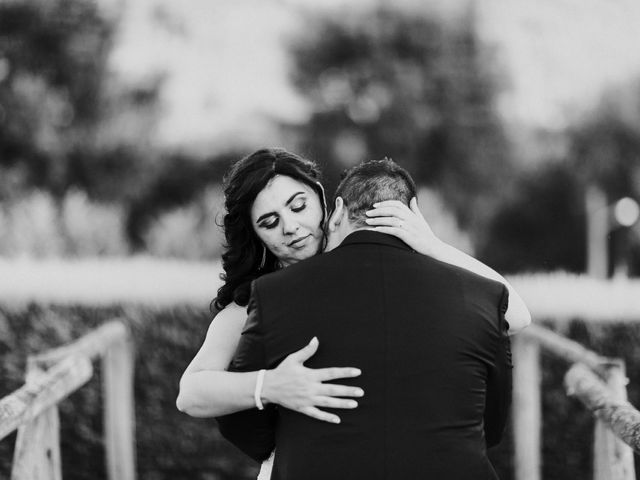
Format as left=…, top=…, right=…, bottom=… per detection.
left=336, top=229, right=414, bottom=252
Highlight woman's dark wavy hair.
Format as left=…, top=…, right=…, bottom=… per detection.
left=212, top=148, right=325, bottom=313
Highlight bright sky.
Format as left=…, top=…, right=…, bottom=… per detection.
left=108, top=0, right=640, bottom=151
left=480, top=0, right=640, bottom=129
left=110, top=0, right=306, bottom=150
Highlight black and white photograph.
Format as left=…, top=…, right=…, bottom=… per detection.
left=1, top=0, right=640, bottom=479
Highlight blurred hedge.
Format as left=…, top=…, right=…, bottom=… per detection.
left=0, top=304, right=258, bottom=480
left=2, top=304, right=640, bottom=479
left=0, top=187, right=226, bottom=260
left=488, top=320, right=640, bottom=479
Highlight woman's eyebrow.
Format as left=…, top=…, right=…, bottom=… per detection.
left=256, top=191, right=305, bottom=223
left=285, top=191, right=305, bottom=206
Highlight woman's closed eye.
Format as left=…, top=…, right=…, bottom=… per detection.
left=256, top=196, right=307, bottom=229
left=259, top=216, right=279, bottom=229
left=290, top=197, right=307, bottom=212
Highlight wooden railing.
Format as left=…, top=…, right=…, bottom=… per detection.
left=513, top=323, right=639, bottom=480
left=0, top=321, right=136, bottom=480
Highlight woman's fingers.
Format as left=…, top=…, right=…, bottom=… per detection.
left=368, top=199, right=429, bottom=234
left=314, top=366, right=361, bottom=382
left=313, top=396, right=359, bottom=409
left=299, top=406, right=342, bottom=424
left=286, top=336, right=319, bottom=363
left=409, top=197, right=425, bottom=219
left=298, top=395, right=361, bottom=424
left=369, top=226, right=406, bottom=239
left=366, top=204, right=409, bottom=219
left=317, top=383, right=364, bottom=398
left=371, top=199, right=409, bottom=210
left=365, top=216, right=406, bottom=228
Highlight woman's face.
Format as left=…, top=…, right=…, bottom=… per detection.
left=250, top=175, right=324, bottom=268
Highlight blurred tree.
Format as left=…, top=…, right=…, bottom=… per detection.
left=477, top=162, right=586, bottom=274
left=126, top=151, right=237, bottom=250
left=567, top=82, right=640, bottom=276
left=286, top=6, right=514, bottom=235
left=480, top=80, right=640, bottom=275
left=0, top=0, right=115, bottom=198
left=0, top=0, right=163, bottom=203
left=569, top=85, right=640, bottom=198
left=0, top=0, right=170, bottom=255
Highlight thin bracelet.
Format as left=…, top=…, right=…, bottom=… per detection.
left=254, top=369, right=266, bottom=410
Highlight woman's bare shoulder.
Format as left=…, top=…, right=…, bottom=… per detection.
left=210, top=302, right=248, bottom=327
left=184, top=302, right=248, bottom=373
left=218, top=301, right=247, bottom=318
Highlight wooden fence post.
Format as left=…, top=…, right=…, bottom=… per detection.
left=1, top=321, right=134, bottom=480
left=513, top=335, right=541, bottom=480
left=11, top=363, right=62, bottom=480
left=593, top=360, right=635, bottom=480
left=586, top=183, right=609, bottom=279
left=103, top=330, right=136, bottom=480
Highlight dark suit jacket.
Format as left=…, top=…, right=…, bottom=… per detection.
left=217, top=230, right=512, bottom=480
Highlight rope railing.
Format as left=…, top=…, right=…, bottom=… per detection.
left=521, top=324, right=611, bottom=377
left=514, top=324, right=638, bottom=480
left=28, top=322, right=128, bottom=367
left=565, top=363, right=640, bottom=453
left=0, top=320, right=135, bottom=480
left=0, top=356, right=93, bottom=441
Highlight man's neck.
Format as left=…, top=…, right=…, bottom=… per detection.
left=326, top=223, right=370, bottom=252
left=334, top=225, right=376, bottom=246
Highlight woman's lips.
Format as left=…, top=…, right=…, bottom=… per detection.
left=289, top=234, right=311, bottom=248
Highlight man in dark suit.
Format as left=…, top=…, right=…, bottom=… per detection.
left=217, top=159, right=512, bottom=479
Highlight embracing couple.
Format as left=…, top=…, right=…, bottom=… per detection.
left=177, top=148, right=531, bottom=479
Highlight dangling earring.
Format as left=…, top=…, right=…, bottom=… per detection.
left=259, top=245, right=266, bottom=270
left=316, top=182, right=328, bottom=222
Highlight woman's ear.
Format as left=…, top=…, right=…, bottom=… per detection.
left=327, top=197, right=344, bottom=232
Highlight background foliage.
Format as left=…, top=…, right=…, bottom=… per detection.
left=1, top=0, right=639, bottom=271
left=2, top=304, right=640, bottom=479
left=3, top=0, right=640, bottom=478
left=287, top=7, right=514, bottom=238
left=0, top=304, right=257, bottom=480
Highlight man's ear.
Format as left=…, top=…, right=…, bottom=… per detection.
left=327, top=197, right=345, bottom=232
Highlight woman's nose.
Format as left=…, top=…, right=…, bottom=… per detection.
left=281, top=216, right=299, bottom=235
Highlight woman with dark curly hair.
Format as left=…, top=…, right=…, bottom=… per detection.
left=177, top=148, right=530, bottom=478
left=178, top=148, right=363, bottom=424
left=213, top=148, right=328, bottom=312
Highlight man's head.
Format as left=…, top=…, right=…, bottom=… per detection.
left=326, top=158, right=417, bottom=250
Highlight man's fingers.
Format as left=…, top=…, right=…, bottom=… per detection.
left=314, top=367, right=361, bottom=382
left=288, top=336, right=319, bottom=362
left=299, top=406, right=341, bottom=424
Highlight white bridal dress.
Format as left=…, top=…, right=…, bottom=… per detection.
left=257, top=451, right=275, bottom=480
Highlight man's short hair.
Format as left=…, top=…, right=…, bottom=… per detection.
left=334, top=158, right=417, bottom=227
